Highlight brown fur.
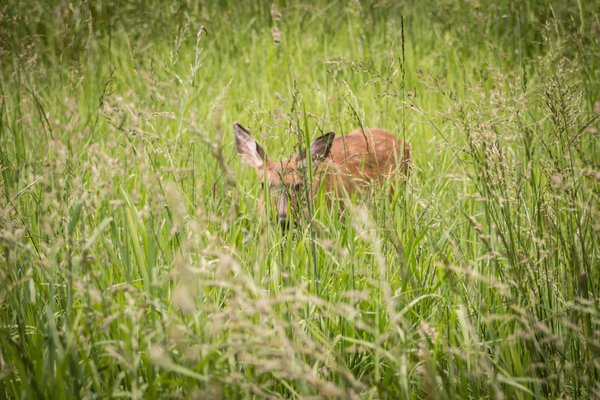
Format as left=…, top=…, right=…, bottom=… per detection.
left=234, top=122, right=411, bottom=228
left=316, top=128, right=411, bottom=194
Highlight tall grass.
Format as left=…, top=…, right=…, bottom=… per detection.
left=1, top=1, right=599, bottom=398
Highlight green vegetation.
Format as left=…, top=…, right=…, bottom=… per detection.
left=1, top=1, right=599, bottom=398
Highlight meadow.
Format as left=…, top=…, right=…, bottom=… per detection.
left=1, top=0, right=599, bottom=398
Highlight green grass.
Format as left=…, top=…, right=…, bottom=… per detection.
left=1, top=1, right=599, bottom=398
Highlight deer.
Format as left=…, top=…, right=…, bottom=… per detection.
left=233, top=122, right=411, bottom=230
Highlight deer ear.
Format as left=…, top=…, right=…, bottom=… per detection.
left=309, top=131, right=335, bottom=166
left=234, top=122, right=270, bottom=170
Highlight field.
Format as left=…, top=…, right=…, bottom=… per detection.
left=1, top=1, right=600, bottom=398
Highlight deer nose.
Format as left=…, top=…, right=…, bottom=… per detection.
left=279, top=214, right=290, bottom=231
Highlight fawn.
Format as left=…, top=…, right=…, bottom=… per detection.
left=234, top=122, right=411, bottom=230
